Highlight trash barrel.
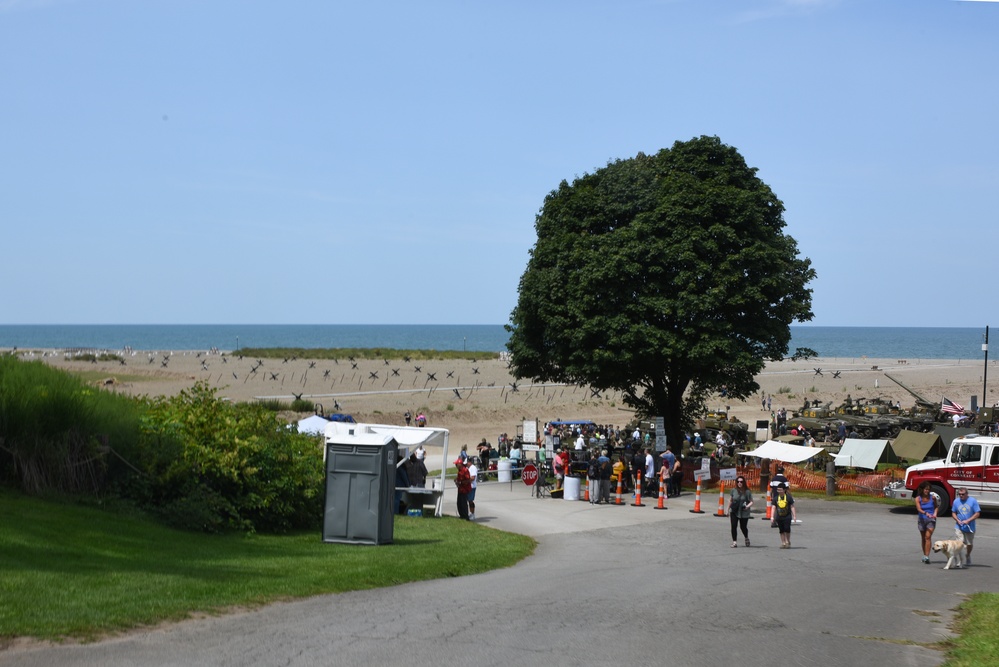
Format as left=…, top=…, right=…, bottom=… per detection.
left=563, top=475, right=581, bottom=501
left=497, top=458, right=513, bottom=483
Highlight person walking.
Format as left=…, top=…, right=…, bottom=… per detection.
left=729, top=476, right=754, bottom=547
left=773, top=482, right=797, bottom=548
left=952, top=486, right=981, bottom=565
left=454, top=458, right=472, bottom=520
left=914, top=481, right=938, bottom=564
left=770, top=466, right=789, bottom=527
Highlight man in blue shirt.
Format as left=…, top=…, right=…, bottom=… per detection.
left=662, top=448, right=677, bottom=497
left=952, top=487, right=982, bottom=565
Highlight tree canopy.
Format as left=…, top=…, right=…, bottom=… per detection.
left=506, top=135, right=815, bottom=449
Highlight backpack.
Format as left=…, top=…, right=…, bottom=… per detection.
left=587, top=459, right=600, bottom=479
left=776, top=494, right=791, bottom=517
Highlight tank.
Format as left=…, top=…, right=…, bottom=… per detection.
left=883, top=373, right=972, bottom=432
left=699, top=409, right=749, bottom=443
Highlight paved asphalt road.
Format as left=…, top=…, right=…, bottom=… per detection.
left=4, top=478, right=997, bottom=667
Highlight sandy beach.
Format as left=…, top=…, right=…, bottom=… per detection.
left=18, top=348, right=999, bottom=449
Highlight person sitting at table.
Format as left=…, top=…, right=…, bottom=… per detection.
left=509, top=441, right=522, bottom=468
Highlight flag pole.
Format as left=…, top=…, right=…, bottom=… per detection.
left=984, top=325, right=989, bottom=413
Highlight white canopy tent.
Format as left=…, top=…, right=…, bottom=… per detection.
left=832, top=438, right=895, bottom=470
left=296, top=414, right=331, bottom=435
left=324, top=422, right=450, bottom=517
left=738, top=439, right=825, bottom=464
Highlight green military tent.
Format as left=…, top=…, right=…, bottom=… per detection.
left=890, top=430, right=948, bottom=463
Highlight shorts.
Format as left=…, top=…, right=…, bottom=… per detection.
left=917, top=515, right=936, bottom=532
left=775, top=515, right=792, bottom=533
left=956, top=527, right=975, bottom=546
left=467, top=488, right=476, bottom=502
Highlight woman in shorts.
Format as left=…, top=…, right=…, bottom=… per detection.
left=914, top=481, right=937, bottom=564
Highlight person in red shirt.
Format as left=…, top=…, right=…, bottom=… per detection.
left=454, top=458, right=472, bottom=520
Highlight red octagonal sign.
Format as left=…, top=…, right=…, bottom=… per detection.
left=521, top=463, right=539, bottom=486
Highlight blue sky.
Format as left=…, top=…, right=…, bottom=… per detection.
left=2, top=0, right=997, bottom=327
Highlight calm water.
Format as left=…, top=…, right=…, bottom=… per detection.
left=0, top=324, right=991, bottom=360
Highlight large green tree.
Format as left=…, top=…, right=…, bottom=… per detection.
left=506, top=136, right=816, bottom=450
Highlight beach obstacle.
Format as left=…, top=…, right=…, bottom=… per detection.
left=690, top=476, right=705, bottom=514
left=654, top=474, right=668, bottom=510
left=714, top=481, right=727, bottom=517
left=631, top=475, right=645, bottom=507
left=614, top=475, right=624, bottom=505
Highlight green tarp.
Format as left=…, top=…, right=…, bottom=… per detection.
left=890, top=430, right=947, bottom=462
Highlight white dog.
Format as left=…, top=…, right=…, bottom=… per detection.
left=932, top=538, right=967, bottom=570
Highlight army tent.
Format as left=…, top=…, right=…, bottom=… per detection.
left=890, top=430, right=948, bottom=462
left=738, top=440, right=824, bottom=464
left=832, top=438, right=897, bottom=469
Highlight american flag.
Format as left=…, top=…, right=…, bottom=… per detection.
left=941, top=397, right=965, bottom=415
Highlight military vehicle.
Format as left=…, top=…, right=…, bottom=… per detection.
left=978, top=406, right=999, bottom=436
left=699, top=409, right=749, bottom=444
left=789, top=397, right=904, bottom=439
left=831, top=395, right=919, bottom=438
left=882, top=373, right=971, bottom=432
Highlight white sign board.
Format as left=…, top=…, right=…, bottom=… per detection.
left=522, top=444, right=540, bottom=452
left=655, top=417, right=665, bottom=436
left=522, top=419, right=537, bottom=445
left=719, top=467, right=738, bottom=481
left=693, top=469, right=711, bottom=480
left=655, top=435, right=667, bottom=451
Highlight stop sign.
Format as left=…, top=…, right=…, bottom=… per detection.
left=521, top=463, right=539, bottom=486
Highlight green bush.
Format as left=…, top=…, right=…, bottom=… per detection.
left=1, top=357, right=325, bottom=534
left=133, top=382, right=324, bottom=533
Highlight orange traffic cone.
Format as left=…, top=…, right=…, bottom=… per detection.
left=584, top=479, right=590, bottom=502
left=631, top=474, right=645, bottom=507
left=714, top=481, right=726, bottom=517
left=654, top=473, right=668, bottom=510
left=614, top=475, right=624, bottom=505
left=762, top=485, right=773, bottom=521
left=689, top=475, right=705, bottom=513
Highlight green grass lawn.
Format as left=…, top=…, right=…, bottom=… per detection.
left=0, top=489, right=534, bottom=642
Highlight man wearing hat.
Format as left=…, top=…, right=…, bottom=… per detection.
left=454, top=457, right=472, bottom=520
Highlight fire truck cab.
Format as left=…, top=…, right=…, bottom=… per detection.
left=886, top=435, right=999, bottom=513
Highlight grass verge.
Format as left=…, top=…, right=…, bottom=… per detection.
left=0, top=489, right=535, bottom=642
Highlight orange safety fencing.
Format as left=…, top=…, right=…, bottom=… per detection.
left=684, top=461, right=907, bottom=498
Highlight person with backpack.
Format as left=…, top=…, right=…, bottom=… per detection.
left=769, top=466, right=789, bottom=527
left=587, top=453, right=601, bottom=504
left=773, top=482, right=797, bottom=548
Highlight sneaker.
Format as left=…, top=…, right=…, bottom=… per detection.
left=966, top=556, right=972, bottom=565
left=745, top=538, right=751, bottom=547
left=469, top=513, right=475, bottom=521
left=731, top=541, right=738, bottom=548
left=922, top=556, right=930, bottom=564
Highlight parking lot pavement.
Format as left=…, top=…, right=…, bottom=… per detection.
left=5, top=488, right=998, bottom=667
